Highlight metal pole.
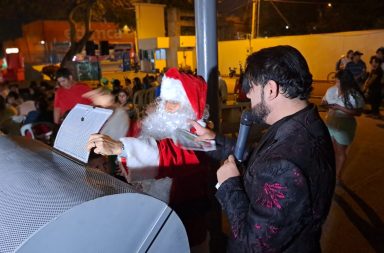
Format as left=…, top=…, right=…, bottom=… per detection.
left=256, top=0, right=261, bottom=38
left=195, top=0, right=219, bottom=131
left=251, top=0, right=256, bottom=39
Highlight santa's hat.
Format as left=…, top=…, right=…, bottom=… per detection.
left=160, top=68, right=207, bottom=121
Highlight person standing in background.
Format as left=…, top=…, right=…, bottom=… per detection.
left=53, top=68, right=92, bottom=124
left=345, top=51, right=367, bottom=89
left=375, top=47, right=384, bottom=71
left=322, top=70, right=364, bottom=181
left=363, top=56, right=383, bottom=117
left=336, top=49, right=354, bottom=71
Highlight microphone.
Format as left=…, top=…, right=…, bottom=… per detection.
left=234, top=109, right=253, bottom=162
left=216, top=109, right=253, bottom=190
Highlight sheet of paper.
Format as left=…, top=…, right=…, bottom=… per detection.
left=54, top=104, right=113, bottom=163
left=172, top=128, right=216, bottom=152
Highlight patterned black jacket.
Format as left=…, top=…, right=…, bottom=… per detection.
left=212, top=104, right=335, bottom=253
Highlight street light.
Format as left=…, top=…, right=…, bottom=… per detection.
left=327, top=3, right=332, bottom=8
left=285, top=25, right=289, bottom=29
left=5, top=48, right=19, bottom=54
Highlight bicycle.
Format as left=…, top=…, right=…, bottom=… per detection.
left=228, top=67, right=237, bottom=78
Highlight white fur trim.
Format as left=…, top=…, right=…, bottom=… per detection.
left=160, top=75, right=189, bottom=104
left=119, top=136, right=159, bottom=181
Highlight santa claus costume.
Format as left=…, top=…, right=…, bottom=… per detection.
left=118, top=68, right=213, bottom=247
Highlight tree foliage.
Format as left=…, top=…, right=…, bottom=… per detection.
left=42, top=65, right=60, bottom=80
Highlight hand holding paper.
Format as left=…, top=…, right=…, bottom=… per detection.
left=189, top=120, right=216, bottom=142
left=172, top=129, right=216, bottom=152
left=87, top=134, right=124, bottom=156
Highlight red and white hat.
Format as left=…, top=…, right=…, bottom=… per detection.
left=160, top=68, right=207, bottom=121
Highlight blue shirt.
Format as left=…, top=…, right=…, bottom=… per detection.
left=345, top=60, right=366, bottom=81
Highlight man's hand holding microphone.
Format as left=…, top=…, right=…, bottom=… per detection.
left=190, top=109, right=253, bottom=188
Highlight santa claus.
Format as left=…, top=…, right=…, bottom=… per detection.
left=86, top=68, right=213, bottom=247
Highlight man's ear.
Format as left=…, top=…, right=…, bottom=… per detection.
left=265, top=80, right=279, bottom=100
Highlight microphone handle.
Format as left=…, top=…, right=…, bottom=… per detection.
left=234, top=157, right=246, bottom=175
left=234, top=124, right=250, bottom=162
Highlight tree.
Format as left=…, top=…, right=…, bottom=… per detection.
left=60, top=0, right=193, bottom=67
left=61, top=0, right=136, bottom=67
left=42, top=65, right=60, bottom=80
left=61, top=0, right=97, bottom=67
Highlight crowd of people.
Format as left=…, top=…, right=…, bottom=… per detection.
left=0, top=80, right=55, bottom=136
left=335, top=47, right=384, bottom=117
left=0, top=70, right=166, bottom=139
left=323, top=46, right=384, bottom=181
left=0, top=44, right=383, bottom=252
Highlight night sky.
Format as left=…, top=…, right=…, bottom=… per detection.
left=0, top=0, right=383, bottom=43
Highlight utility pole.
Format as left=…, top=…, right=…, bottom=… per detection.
left=256, top=0, right=261, bottom=38
left=251, top=0, right=257, bottom=39
left=195, top=0, right=219, bottom=131
left=251, top=0, right=261, bottom=39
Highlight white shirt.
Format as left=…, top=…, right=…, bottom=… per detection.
left=323, top=85, right=364, bottom=110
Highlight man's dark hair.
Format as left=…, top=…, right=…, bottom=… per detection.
left=19, top=88, right=32, bottom=101
left=6, top=91, right=19, bottom=100
left=55, top=68, right=72, bottom=79
left=243, top=45, right=313, bottom=100
left=376, top=47, right=384, bottom=54
left=335, top=69, right=363, bottom=110
left=35, top=97, right=49, bottom=112
left=370, top=55, right=381, bottom=64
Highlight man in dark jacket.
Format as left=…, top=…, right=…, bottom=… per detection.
left=192, top=45, right=335, bottom=252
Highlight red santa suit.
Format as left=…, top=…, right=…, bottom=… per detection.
left=117, top=68, right=211, bottom=246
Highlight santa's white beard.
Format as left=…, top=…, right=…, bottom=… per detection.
left=140, top=99, right=196, bottom=140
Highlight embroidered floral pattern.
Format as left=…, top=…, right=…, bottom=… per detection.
left=293, top=168, right=305, bottom=186
left=232, top=224, right=239, bottom=239
left=268, top=225, right=279, bottom=235
left=258, top=183, right=287, bottom=209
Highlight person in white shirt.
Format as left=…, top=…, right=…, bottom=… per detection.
left=321, top=69, right=365, bottom=181
left=336, top=49, right=354, bottom=71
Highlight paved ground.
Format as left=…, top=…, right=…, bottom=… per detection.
left=320, top=111, right=384, bottom=253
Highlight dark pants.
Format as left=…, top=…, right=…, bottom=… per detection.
left=367, top=89, right=382, bottom=114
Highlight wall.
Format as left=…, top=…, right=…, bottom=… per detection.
left=177, top=50, right=195, bottom=70
left=135, top=3, right=166, bottom=39
left=4, top=20, right=136, bottom=65
left=22, top=20, right=135, bottom=44
left=218, top=29, right=384, bottom=80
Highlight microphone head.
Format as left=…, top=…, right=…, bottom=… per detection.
left=240, top=109, right=253, bottom=126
